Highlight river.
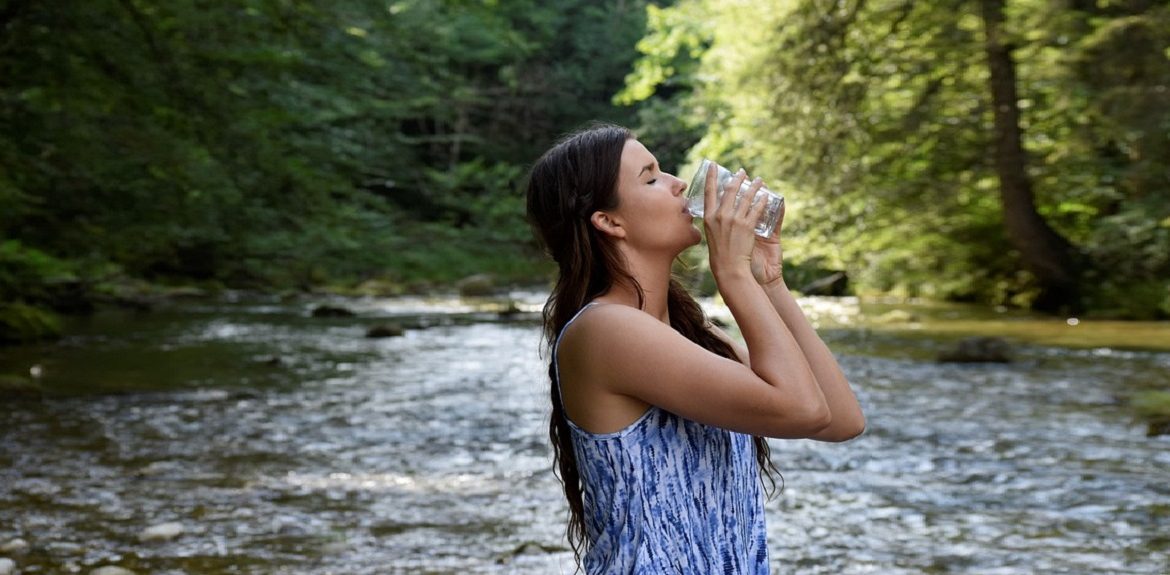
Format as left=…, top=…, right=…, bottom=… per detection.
left=1, top=292, right=1168, bottom=574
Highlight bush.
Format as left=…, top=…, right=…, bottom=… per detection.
left=0, top=240, right=76, bottom=303
left=1084, top=279, right=1170, bottom=320
left=0, top=302, right=61, bottom=344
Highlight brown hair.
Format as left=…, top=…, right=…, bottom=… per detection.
left=525, top=123, right=780, bottom=565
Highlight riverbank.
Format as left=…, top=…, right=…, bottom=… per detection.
left=0, top=267, right=552, bottom=345
left=9, top=272, right=1170, bottom=349
left=702, top=296, right=1170, bottom=354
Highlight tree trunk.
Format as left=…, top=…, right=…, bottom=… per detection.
left=979, top=0, right=1082, bottom=312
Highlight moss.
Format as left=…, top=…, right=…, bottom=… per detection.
left=1132, top=391, right=1170, bottom=437
left=1085, top=280, right=1170, bottom=321
left=0, top=302, right=62, bottom=344
left=872, top=310, right=921, bottom=324
left=316, top=277, right=409, bottom=298
left=352, top=278, right=406, bottom=297
left=0, top=373, right=43, bottom=398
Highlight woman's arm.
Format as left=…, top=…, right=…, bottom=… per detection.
left=731, top=174, right=865, bottom=441
left=762, top=279, right=865, bottom=441
left=706, top=301, right=865, bottom=443
left=702, top=167, right=834, bottom=435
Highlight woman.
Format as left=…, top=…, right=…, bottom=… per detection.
left=526, top=124, right=865, bottom=574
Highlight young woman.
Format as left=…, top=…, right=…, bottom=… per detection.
left=526, top=124, right=865, bottom=574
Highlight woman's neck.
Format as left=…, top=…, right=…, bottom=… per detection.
left=599, top=250, right=674, bottom=324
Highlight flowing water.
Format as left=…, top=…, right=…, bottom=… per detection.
left=0, top=293, right=1168, bottom=574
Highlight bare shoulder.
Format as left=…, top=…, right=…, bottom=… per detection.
left=558, top=303, right=674, bottom=374
left=556, top=304, right=666, bottom=433
left=559, top=303, right=682, bottom=360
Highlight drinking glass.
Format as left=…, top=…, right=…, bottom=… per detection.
left=684, top=158, right=783, bottom=237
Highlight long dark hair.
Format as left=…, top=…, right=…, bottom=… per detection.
left=525, top=124, right=780, bottom=564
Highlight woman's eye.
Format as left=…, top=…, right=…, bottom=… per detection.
left=647, top=179, right=657, bottom=185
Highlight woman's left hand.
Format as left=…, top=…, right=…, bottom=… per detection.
left=750, top=200, right=785, bottom=287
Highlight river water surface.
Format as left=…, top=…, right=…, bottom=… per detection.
left=1, top=293, right=1168, bottom=574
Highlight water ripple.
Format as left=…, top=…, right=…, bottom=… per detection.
left=1, top=302, right=1167, bottom=574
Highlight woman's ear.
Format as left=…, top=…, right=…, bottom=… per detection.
left=589, top=210, right=626, bottom=239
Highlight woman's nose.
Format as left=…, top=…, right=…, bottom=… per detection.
left=670, top=174, right=686, bottom=196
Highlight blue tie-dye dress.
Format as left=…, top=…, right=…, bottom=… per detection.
left=554, top=304, right=770, bottom=575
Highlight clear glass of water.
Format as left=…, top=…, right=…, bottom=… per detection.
left=684, top=158, right=784, bottom=238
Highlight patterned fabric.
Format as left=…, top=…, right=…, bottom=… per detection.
left=554, top=303, right=770, bottom=575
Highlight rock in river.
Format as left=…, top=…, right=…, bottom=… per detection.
left=456, top=273, right=496, bottom=297
left=310, top=305, right=356, bottom=318
left=937, top=336, right=1012, bottom=363
left=138, top=522, right=185, bottom=542
left=0, top=539, right=28, bottom=554
left=90, top=567, right=137, bottom=575
left=366, top=323, right=405, bottom=338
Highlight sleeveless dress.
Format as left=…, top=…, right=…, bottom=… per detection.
left=554, top=303, right=770, bottom=575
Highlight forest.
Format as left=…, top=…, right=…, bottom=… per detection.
left=3, top=0, right=1168, bottom=343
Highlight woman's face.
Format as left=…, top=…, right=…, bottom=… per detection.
left=606, top=139, right=700, bottom=252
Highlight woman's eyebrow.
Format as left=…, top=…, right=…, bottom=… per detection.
left=637, top=162, right=657, bottom=177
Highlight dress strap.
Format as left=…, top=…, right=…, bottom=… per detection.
left=552, top=302, right=601, bottom=413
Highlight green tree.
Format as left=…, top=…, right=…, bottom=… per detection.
left=980, top=0, right=1082, bottom=311
left=0, top=0, right=653, bottom=312
left=621, top=0, right=1170, bottom=316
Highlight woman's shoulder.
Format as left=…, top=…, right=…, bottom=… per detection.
left=557, top=302, right=667, bottom=358
left=563, top=302, right=657, bottom=337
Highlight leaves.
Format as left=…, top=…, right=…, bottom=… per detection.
left=621, top=0, right=1170, bottom=315
left=0, top=0, right=649, bottom=290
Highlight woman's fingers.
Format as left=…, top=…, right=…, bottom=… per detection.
left=705, top=167, right=769, bottom=248
left=742, top=181, right=768, bottom=230
left=717, top=169, right=747, bottom=218
left=735, top=177, right=764, bottom=218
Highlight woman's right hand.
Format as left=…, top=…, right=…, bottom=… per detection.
left=703, top=163, right=769, bottom=282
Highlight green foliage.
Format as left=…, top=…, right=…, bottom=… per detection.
left=1133, top=390, right=1170, bottom=436
left=0, top=0, right=649, bottom=302
left=0, top=241, right=77, bottom=303
left=613, top=1, right=711, bottom=172
left=4, top=0, right=1165, bottom=319
left=621, top=0, right=1170, bottom=316
left=1013, top=1, right=1170, bottom=315
left=615, top=3, right=710, bottom=106
left=1134, top=391, right=1170, bottom=418
left=0, top=302, right=61, bottom=344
